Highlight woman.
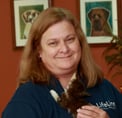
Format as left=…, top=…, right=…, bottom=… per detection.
left=2, top=7, right=122, bottom=118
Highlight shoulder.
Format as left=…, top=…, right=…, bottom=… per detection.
left=11, top=81, right=49, bottom=103
left=99, top=79, right=118, bottom=90
left=16, top=81, right=45, bottom=93
left=17, top=81, right=46, bottom=92
left=96, top=79, right=116, bottom=91
left=95, top=79, right=122, bottom=97
left=102, top=79, right=122, bottom=93
left=87, top=79, right=122, bottom=105
left=100, top=79, right=113, bottom=87
left=2, top=82, right=51, bottom=118
left=88, top=79, right=121, bottom=95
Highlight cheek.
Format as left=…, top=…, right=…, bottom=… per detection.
left=39, top=48, right=56, bottom=59
left=73, top=41, right=81, bottom=52
left=74, top=43, right=82, bottom=59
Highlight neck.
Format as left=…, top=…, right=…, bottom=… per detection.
left=57, top=73, right=74, bottom=89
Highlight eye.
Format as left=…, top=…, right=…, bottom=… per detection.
left=92, top=14, right=95, bottom=18
left=48, top=41, right=58, bottom=47
left=66, top=37, right=75, bottom=43
left=98, top=14, right=101, bottom=18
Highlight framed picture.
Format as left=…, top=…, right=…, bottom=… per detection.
left=80, top=0, right=118, bottom=44
left=13, top=0, right=52, bottom=47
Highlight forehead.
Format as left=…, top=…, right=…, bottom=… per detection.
left=91, top=9, right=106, bottom=16
left=41, top=20, right=75, bottom=40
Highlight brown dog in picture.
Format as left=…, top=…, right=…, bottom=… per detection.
left=88, top=7, right=112, bottom=36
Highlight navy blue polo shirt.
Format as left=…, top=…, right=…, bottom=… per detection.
left=2, top=78, right=122, bottom=118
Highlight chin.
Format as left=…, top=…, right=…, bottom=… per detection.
left=60, top=65, right=76, bottom=71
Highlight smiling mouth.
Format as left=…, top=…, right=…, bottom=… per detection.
left=57, top=55, right=72, bottom=58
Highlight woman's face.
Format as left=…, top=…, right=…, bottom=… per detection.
left=39, top=20, right=81, bottom=76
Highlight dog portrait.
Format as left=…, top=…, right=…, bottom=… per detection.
left=88, top=7, right=112, bottom=36
left=21, top=9, right=40, bottom=39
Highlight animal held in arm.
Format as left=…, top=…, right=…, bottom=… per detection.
left=58, top=73, right=90, bottom=117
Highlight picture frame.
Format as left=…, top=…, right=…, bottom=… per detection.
left=80, top=0, right=118, bottom=44
left=13, top=0, right=52, bottom=47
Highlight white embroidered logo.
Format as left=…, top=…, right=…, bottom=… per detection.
left=96, top=101, right=116, bottom=110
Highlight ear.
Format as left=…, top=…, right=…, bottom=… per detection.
left=38, top=47, right=42, bottom=58
left=22, top=12, right=27, bottom=23
left=88, top=9, right=93, bottom=21
left=103, top=9, right=109, bottom=20
left=39, top=53, right=42, bottom=58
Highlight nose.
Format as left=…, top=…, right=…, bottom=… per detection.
left=59, top=41, right=69, bottom=53
left=94, top=14, right=99, bottom=20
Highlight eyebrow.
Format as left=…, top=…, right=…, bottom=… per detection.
left=46, top=33, right=77, bottom=42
